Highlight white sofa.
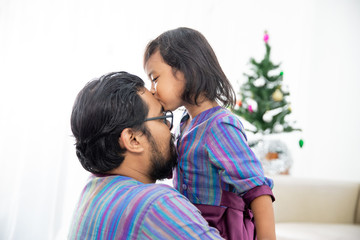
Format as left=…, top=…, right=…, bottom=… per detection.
left=272, top=176, right=360, bottom=240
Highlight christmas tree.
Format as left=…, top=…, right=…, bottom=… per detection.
left=233, top=32, right=301, bottom=135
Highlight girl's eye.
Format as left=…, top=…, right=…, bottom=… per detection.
left=152, top=76, right=159, bottom=82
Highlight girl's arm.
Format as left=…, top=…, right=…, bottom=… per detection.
left=251, top=195, right=276, bottom=240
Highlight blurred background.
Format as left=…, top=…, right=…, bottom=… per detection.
left=0, top=0, right=359, bottom=239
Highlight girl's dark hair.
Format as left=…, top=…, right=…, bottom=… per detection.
left=70, top=71, right=149, bottom=173
left=144, top=27, right=236, bottom=107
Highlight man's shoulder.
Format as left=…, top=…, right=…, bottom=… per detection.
left=90, top=177, right=190, bottom=212
left=107, top=176, right=180, bottom=195
left=139, top=183, right=184, bottom=200
left=88, top=176, right=179, bottom=198
left=137, top=183, right=193, bottom=208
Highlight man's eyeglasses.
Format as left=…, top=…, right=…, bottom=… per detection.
left=144, top=111, right=174, bottom=130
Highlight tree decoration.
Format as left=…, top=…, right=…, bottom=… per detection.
left=232, top=31, right=301, bottom=135
left=234, top=100, right=242, bottom=110
left=299, top=139, right=304, bottom=148
left=272, top=88, right=283, bottom=101
left=264, top=31, right=269, bottom=43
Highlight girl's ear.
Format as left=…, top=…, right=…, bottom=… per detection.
left=118, top=128, right=145, bottom=153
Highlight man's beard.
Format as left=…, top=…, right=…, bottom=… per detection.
left=148, top=133, right=178, bottom=181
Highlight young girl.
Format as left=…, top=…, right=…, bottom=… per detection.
left=144, top=27, right=276, bottom=240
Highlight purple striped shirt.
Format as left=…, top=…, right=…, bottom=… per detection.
left=68, top=174, right=223, bottom=239
left=173, top=106, right=274, bottom=205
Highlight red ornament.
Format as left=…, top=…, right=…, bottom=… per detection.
left=236, top=100, right=242, bottom=107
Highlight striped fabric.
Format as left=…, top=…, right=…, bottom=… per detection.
left=173, top=106, right=274, bottom=205
left=68, top=175, right=223, bottom=240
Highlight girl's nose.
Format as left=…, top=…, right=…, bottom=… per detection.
left=150, top=82, right=156, bottom=95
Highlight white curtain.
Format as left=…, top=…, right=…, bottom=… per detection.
left=1, top=0, right=359, bottom=239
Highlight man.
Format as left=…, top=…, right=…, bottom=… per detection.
left=69, top=71, right=223, bottom=239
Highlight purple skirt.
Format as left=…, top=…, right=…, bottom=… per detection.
left=194, top=186, right=274, bottom=240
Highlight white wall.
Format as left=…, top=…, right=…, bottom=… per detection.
left=0, top=0, right=359, bottom=239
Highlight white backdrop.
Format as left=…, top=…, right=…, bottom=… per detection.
left=1, top=0, right=359, bottom=239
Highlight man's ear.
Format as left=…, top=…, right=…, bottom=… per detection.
left=118, top=128, right=145, bottom=153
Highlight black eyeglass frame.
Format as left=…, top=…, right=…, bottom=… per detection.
left=144, top=110, right=174, bottom=130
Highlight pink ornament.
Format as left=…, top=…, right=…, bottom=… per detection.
left=248, top=105, right=253, bottom=113
left=264, top=33, right=269, bottom=43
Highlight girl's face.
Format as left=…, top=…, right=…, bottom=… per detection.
left=144, top=50, right=186, bottom=111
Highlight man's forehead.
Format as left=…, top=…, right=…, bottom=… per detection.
left=139, top=89, right=162, bottom=114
